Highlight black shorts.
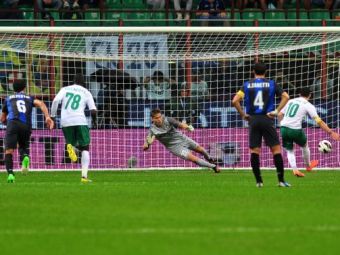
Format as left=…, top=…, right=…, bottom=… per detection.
left=5, top=120, right=31, bottom=150
left=248, top=115, right=280, bottom=149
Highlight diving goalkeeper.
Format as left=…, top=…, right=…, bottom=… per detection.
left=143, top=108, right=220, bottom=173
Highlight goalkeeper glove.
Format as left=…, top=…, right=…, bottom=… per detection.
left=187, top=125, right=194, bottom=132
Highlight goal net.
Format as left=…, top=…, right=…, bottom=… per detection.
left=0, top=27, right=339, bottom=170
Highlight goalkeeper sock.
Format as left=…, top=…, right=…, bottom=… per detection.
left=273, top=153, right=285, bottom=183
left=196, top=159, right=215, bottom=169
left=81, top=150, right=90, bottom=178
left=251, top=153, right=262, bottom=183
left=286, top=149, right=297, bottom=169
left=301, top=146, right=310, bottom=167
left=5, top=154, right=14, bottom=175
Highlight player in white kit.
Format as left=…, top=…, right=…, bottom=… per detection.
left=279, top=87, right=339, bottom=177
left=51, top=74, right=97, bottom=183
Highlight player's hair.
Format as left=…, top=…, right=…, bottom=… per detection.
left=151, top=108, right=162, bottom=117
left=74, top=73, right=85, bottom=86
left=253, top=62, right=267, bottom=75
left=300, top=87, right=311, bottom=97
left=13, top=79, right=26, bottom=92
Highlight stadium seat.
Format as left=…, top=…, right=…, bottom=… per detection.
left=123, top=0, right=147, bottom=9
left=332, top=10, right=340, bottom=26
left=242, top=9, right=263, bottom=26
left=231, top=10, right=242, bottom=26
left=264, top=10, right=286, bottom=26
left=126, top=12, right=153, bottom=26
left=309, top=9, right=331, bottom=26
left=106, top=0, right=123, bottom=9
left=105, top=12, right=128, bottom=26
left=152, top=12, right=169, bottom=26
left=287, top=9, right=309, bottom=26
left=22, top=9, right=34, bottom=20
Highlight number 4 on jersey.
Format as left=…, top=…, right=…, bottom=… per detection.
left=254, top=91, right=264, bottom=110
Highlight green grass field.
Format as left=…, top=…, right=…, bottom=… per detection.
left=0, top=170, right=340, bottom=255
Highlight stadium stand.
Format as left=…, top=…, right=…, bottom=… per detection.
left=0, top=0, right=338, bottom=26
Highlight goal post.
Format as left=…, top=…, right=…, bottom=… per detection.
left=0, top=26, right=339, bottom=170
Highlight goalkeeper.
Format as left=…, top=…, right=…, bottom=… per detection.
left=143, top=108, right=220, bottom=173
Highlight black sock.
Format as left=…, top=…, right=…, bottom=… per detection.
left=5, top=154, right=14, bottom=175
left=251, top=153, right=262, bottom=183
left=274, top=153, right=285, bottom=182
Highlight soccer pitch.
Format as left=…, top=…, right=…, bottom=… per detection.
left=0, top=170, right=340, bottom=255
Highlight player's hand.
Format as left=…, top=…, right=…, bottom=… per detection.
left=46, top=117, right=54, bottom=130
left=330, top=131, right=340, bottom=141
left=143, top=142, right=150, bottom=151
left=187, top=125, right=194, bottom=132
left=92, top=121, right=97, bottom=129
left=242, top=114, right=250, bottom=122
left=267, top=110, right=278, bottom=119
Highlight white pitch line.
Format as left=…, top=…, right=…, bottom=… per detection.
left=0, top=226, right=340, bottom=235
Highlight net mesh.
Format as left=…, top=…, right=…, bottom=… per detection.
left=0, top=27, right=339, bottom=170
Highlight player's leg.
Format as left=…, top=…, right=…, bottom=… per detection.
left=185, top=135, right=216, bottom=163
left=186, top=152, right=220, bottom=173
left=169, top=145, right=220, bottom=173
left=4, top=122, right=17, bottom=182
left=296, top=133, right=319, bottom=172
left=249, top=117, right=263, bottom=186
left=17, top=124, right=31, bottom=175
left=62, top=126, right=78, bottom=162
left=263, top=119, right=289, bottom=186
left=76, top=125, right=91, bottom=182
left=280, top=127, right=304, bottom=177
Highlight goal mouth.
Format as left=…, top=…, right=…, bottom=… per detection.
left=0, top=27, right=339, bottom=170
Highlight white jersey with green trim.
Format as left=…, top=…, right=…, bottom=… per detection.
left=280, top=97, right=319, bottom=129
left=51, top=84, right=96, bottom=127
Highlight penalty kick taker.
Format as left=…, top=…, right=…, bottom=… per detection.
left=143, top=108, right=220, bottom=173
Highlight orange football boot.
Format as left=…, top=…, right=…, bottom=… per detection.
left=306, top=160, right=319, bottom=172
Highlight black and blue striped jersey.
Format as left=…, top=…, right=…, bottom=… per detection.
left=238, top=78, right=283, bottom=115
left=2, top=93, right=34, bottom=126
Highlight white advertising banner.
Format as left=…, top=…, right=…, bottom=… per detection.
left=85, top=35, right=169, bottom=81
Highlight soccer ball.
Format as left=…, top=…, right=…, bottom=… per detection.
left=318, top=140, right=332, bottom=153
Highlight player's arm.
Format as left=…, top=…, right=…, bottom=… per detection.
left=168, top=117, right=194, bottom=131
left=1, top=103, right=8, bottom=124
left=50, top=89, right=64, bottom=118
left=34, top=99, right=54, bottom=129
left=308, top=105, right=340, bottom=141
left=86, top=93, right=97, bottom=129
left=143, top=131, right=155, bottom=151
left=267, top=88, right=290, bottom=117
left=232, top=90, right=249, bottom=121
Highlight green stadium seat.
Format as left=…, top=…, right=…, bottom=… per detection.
left=123, top=0, right=147, bottom=9
left=264, top=10, right=286, bottom=26
left=152, top=12, right=168, bottom=26
left=125, top=12, right=153, bottom=26
left=106, top=0, right=123, bottom=9
left=85, top=10, right=100, bottom=20
left=309, top=9, right=331, bottom=26
left=22, top=9, right=34, bottom=20
left=332, top=10, right=340, bottom=26
left=231, top=10, right=242, bottom=26
left=242, top=9, right=263, bottom=26
left=287, top=9, right=309, bottom=26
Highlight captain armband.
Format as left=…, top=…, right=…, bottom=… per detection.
left=314, top=116, right=322, bottom=124
left=236, top=90, right=245, bottom=98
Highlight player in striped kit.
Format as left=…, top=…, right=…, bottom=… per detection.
left=143, top=108, right=220, bottom=173
left=279, top=87, right=340, bottom=177
left=1, top=80, right=54, bottom=182
left=232, top=62, right=290, bottom=187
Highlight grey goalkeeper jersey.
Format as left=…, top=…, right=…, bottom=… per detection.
left=148, top=116, right=189, bottom=147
